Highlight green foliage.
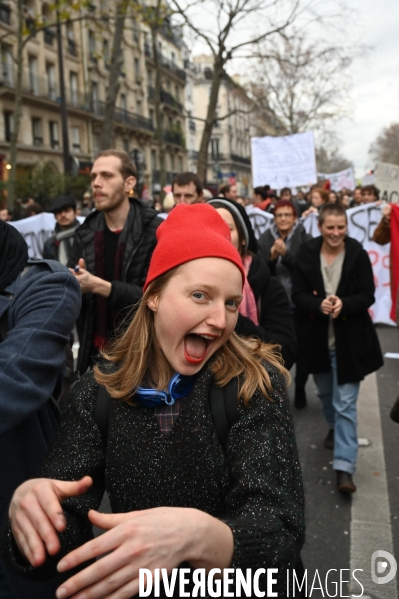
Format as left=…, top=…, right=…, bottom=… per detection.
left=0, top=163, right=90, bottom=208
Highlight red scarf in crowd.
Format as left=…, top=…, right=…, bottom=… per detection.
left=390, top=204, right=399, bottom=323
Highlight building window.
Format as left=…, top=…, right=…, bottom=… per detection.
left=136, top=100, right=142, bottom=115
left=151, top=149, right=157, bottom=170
left=67, top=24, right=77, bottom=56
left=149, top=109, right=154, bottom=127
left=49, top=121, right=59, bottom=148
left=0, top=2, right=11, bottom=25
left=69, top=71, right=78, bottom=105
left=90, top=81, right=99, bottom=112
left=210, top=138, right=219, bottom=160
left=147, top=69, right=152, bottom=85
left=120, top=93, right=127, bottom=113
left=46, top=63, right=57, bottom=100
left=134, top=57, right=140, bottom=83
left=1, top=45, right=14, bottom=86
left=88, top=31, right=97, bottom=63
left=93, top=131, right=100, bottom=154
left=31, top=118, right=43, bottom=146
left=178, top=156, right=183, bottom=172
left=123, top=138, right=129, bottom=153
left=103, top=39, right=110, bottom=68
left=170, top=154, right=175, bottom=171
left=28, top=56, right=39, bottom=95
left=4, top=110, right=13, bottom=142
left=70, top=126, right=80, bottom=151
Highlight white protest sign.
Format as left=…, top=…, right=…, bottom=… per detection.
left=245, top=205, right=274, bottom=238
left=301, top=203, right=394, bottom=325
left=318, top=168, right=355, bottom=191
left=374, top=162, right=399, bottom=203
left=10, top=213, right=85, bottom=258
left=251, top=131, right=317, bottom=189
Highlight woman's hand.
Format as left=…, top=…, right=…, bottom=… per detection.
left=9, top=476, right=93, bottom=567
left=55, top=507, right=234, bottom=599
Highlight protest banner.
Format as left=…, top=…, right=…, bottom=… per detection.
left=318, top=168, right=355, bottom=191
left=10, top=213, right=85, bottom=258
left=301, top=203, right=395, bottom=325
left=245, top=205, right=274, bottom=237
left=251, top=131, right=317, bottom=189
left=374, top=162, right=399, bottom=203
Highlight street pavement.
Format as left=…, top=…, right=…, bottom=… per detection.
left=290, top=325, right=399, bottom=599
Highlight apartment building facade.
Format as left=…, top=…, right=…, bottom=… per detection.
left=0, top=0, right=186, bottom=196
left=188, top=55, right=277, bottom=196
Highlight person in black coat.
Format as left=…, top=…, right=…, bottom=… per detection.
left=292, top=203, right=383, bottom=494
left=67, top=150, right=162, bottom=375
left=208, top=198, right=297, bottom=370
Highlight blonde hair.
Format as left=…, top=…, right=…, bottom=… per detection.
left=94, top=269, right=289, bottom=406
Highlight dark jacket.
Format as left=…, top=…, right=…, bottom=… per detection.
left=235, top=254, right=297, bottom=369
left=257, top=221, right=312, bottom=276
left=0, top=260, right=81, bottom=524
left=1, top=365, right=304, bottom=597
left=292, top=236, right=383, bottom=384
left=67, top=199, right=162, bottom=374
left=43, top=220, right=81, bottom=264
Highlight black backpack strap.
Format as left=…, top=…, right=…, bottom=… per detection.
left=210, top=378, right=239, bottom=451
left=94, top=385, right=112, bottom=437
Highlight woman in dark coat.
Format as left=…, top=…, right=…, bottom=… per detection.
left=208, top=198, right=297, bottom=370
left=292, top=203, right=383, bottom=494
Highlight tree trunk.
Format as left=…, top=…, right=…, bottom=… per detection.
left=196, top=57, right=224, bottom=185
left=7, top=0, right=24, bottom=210
left=151, top=23, right=166, bottom=197
left=99, top=0, right=127, bottom=149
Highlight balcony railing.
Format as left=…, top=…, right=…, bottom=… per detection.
left=188, top=150, right=199, bottom=160
left=164, top=129, right=184, bottom=146
left=144, top=45, right=186, bottom=81
left=231, top=154, right=251, bottom=165
left=147, top=85, right=183, bottom=112
left=152, top=169, right=174, bottom=184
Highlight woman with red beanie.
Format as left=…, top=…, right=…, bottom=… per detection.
left=2, top=204, right=304, bottom=599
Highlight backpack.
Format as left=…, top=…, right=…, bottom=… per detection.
left=94, top=378, right=239, bottom=452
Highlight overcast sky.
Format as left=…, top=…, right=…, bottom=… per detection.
left=337, top=0, right=399, bottom=178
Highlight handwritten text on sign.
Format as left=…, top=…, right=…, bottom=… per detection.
left=251, top=131, right=317, bottom=189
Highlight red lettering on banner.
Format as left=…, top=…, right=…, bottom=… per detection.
left=367, top=250, right=379, bottom=267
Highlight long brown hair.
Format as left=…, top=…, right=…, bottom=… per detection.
left=94, top=268, right=289, bottom=406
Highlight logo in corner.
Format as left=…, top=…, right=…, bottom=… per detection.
left=371, top=550, right=397, bottom=585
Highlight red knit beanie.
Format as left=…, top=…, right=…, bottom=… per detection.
left=144, top=203, right=245, bottom=291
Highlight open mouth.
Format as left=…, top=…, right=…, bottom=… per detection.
left=183, top=333, right=217, bottom=364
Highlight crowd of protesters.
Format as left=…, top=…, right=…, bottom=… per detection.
left=0, top=150, right=397, bottom=599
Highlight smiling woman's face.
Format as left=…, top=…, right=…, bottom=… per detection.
left=147, top=258, right=243, bottom=376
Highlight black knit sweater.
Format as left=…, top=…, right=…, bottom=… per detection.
left=1, top=364, right=305, bottom=598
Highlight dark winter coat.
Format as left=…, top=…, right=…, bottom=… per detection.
left=257, top=221, right=312, bottom=277
left=42, top=219, right=81, bottom=264
left=292, top=236, right=384, bottom=384
left=0, top=260, right=81, bottom=525
left=235, top=254, right=297, bottom=369
left=67, top=199, right=162, bottom=374
left=1, top=365, right=304, bottom=598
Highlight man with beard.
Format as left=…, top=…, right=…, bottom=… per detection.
left=68, top=150, right=162, bottom=375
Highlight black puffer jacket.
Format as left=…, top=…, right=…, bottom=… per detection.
left=68, top=199, right=162, bottom=374
left=235, top=254, right=297, bottom=370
